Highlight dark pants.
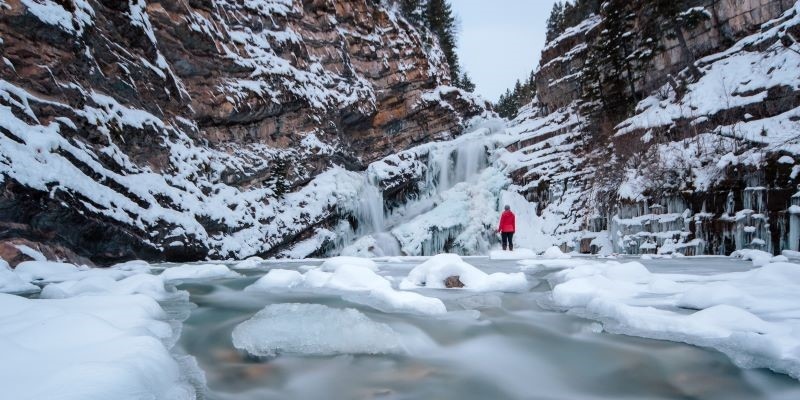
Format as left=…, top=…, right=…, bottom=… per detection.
left=501, top=232, right=514, bottom=251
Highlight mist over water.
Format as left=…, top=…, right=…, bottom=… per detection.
left=168, top=257, right=800, bottom=400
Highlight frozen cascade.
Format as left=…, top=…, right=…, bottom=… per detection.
left=373, top=232, right=402, bottom=256
left=338, top=122, right=498, bottom=257
left=430, top=139, right=488, bottom=194
left=355, top=180, right=386, bottom=233
left=453, top=139, right=488, bottom=186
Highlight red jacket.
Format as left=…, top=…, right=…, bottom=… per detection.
left=498, top=210, right=515, bottom=233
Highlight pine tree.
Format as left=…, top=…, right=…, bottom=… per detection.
left=427, top=0, right=461, bottom=83
left=398, top=0, right=427, bottom=30
left=459, top=72, right=476, bottom=92
left=546, top=2, right=565, bottom=42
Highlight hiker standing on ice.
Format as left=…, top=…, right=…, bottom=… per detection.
left=497, top=205, right=516, bottom=251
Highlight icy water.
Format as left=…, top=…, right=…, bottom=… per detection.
left=167, top=257, right=800, bottom=400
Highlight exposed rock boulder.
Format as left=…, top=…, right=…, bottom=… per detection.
left=444, top=275, right=464, bottom=288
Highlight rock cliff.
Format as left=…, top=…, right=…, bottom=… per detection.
left=502, top=0, right=800, bottom=255
left=0, top=0, right=486, bottom=264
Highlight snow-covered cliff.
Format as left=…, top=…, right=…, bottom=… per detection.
left=504, top=0, right=800, bottom=256
left=0, top=0, right=487, bottom=264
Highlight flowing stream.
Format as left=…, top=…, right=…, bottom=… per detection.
left=166, top=257, right=800, bottom=400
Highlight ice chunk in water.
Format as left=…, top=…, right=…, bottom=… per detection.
left=159, top=264, right=240, bottom=282
left=401, top=254, right=528, bottom=292
left=246, top=265, right=447, bottom=315
left=231, top=303, right=403, bottom=357
left=319, top=256, right=378, bottom=272
left=40, top=274, right=176, bottom=300
left=542, top=246, right=571, bottom=259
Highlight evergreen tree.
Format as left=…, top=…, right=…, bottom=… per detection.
left=398, top=0, right=427, bottom=31
left=546, top=2, right=565, bottom=42
left=459, top=72, right=476, bottom=92
left=546, top=0, right=601, bottom=43
left=427, top=0, right=461, bottom=83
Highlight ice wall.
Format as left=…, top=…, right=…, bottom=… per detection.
left=335, top=119, right=511, bottom=257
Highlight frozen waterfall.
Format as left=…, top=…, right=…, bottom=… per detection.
left=339, top=122, right=501, bottom=257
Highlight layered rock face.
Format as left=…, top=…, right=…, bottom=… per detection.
left=0, top=0, right=485, bottom=264
left=502, top=0, right=800, bottom=255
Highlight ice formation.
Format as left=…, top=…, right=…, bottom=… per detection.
left=231, top=303, right=403, bottom=357
left=401, top=254, right=528, bottom=292
left=549, top=258, right=800, bottom=379
left=159, top=264, right=241, bottom=282
left=246, top=261, right=446, bottom=315
left=0, top=260, right=39, bottom=294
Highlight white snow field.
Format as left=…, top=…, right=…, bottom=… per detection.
left=0, top=293, right=194, bottom=400
left=547, top=257, right=800, bottom=380
left=232, top=303, right=403, bottom=357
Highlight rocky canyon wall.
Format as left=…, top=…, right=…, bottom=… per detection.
left=502, top=0, right=800, bottom=256
left=0, top=0, right=486, bottom=265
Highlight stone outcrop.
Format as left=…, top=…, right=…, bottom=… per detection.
left=0, top=0, right=486, bottom=264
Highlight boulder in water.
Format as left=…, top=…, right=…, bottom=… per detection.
left=445, top=275, right=465, bottom=288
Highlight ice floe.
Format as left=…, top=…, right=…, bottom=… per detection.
left=159, top=263, right=241, bottom=282
left=40, top=274, right=178, bottom=301
left=400, top=254, right=528, bottom=292
left=549, top=258, right=800, bottom=379
left=246, top=262, right=446, bottom=315
left=232, top=303, right=403, bottom=357
left=542, top=246, right=571, bottom=259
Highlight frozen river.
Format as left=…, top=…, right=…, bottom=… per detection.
left=165, top=256, right=800, bottom=400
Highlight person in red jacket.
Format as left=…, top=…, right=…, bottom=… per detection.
left=497, top=205, right=516, bottom=251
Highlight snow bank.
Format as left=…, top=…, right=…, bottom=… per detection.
left=10, top=259, right=154, bottom=285
left=248, top=268, right=305, bottom=289
left=159, top=263, right=240, bottom=282
left=14, top=260, right=84, bottom=282
left=489, top=248, right=538, bottom=260
left=232, top=303, right=403, bottom=357
left=0, top=260, right=39, bottom=294
left=550, top=259, right=800, bottom=379
left=401, top=254, right=528, bottom=292
left=542, top=246, right=571, bottom=259
left=246, top=264, right=446, bottom=315
left=40, top=274, right=176, bottom=301
left=0, top=293, right=194, bottom=400
left=731, top=249, right=786, bottom=267
left=319, top=256, right=378, bottom=272
left=233, top=256, right=265, bottom=270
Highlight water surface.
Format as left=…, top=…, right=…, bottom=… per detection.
left=168, top=257, right=800, bottom=400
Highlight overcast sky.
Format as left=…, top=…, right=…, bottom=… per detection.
left=451, top=0, right=557, bottom=102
